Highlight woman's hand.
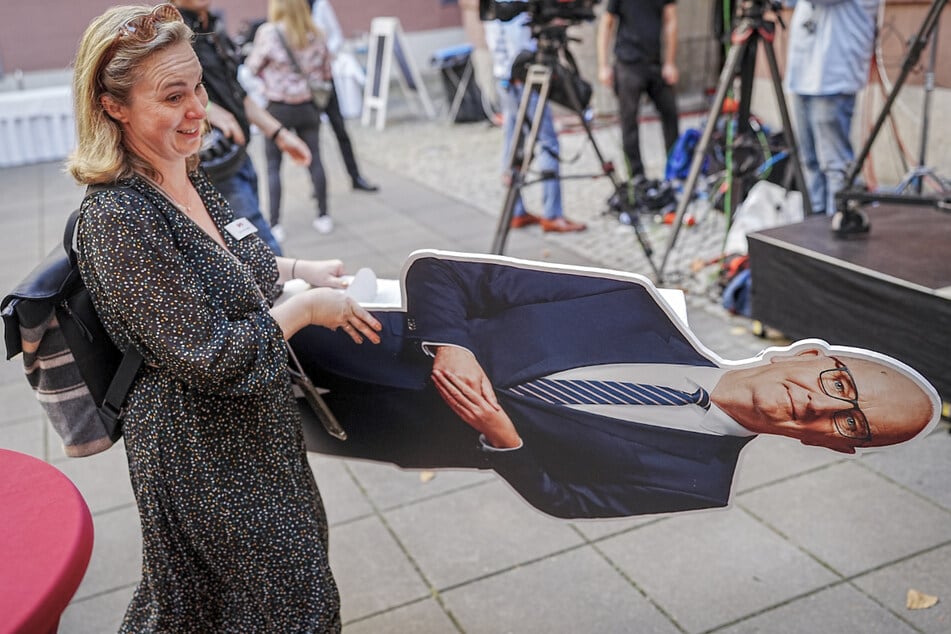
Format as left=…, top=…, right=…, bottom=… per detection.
left=305, top=287, right=381, bottom=344
left=206, top=102, right=246, bottom=146
left=275, top=128, right=312, bottom=166
left=298, top=259, right=347, bottom=288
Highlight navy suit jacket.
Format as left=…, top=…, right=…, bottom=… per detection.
left=293, top=255, right=754, bottom=519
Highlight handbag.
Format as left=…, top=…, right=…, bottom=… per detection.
left=246, top=273, right=347, bottom=441
left=275, top=28, right=333, bottom=110
left=287, top=344, right=347, bottom=441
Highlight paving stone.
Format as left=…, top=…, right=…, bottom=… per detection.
left=343, top=597, right=458, bottom=634
left=442, top=546, right=680, bottom=634
left=739, top=460, right=951, bottom=577
left=716, top=582, right=919, bottom=634
left=0, top=416, right=45, bottom=458
left=328, top=514, right=430, bottom=623
left=344, top=458, right=493, bottom=511
left=54, top=443, right=136, bottom=514
left=307, top=453, right=375, bottom=525
left=59, top=586, right=135, bottom=634
left=597, top=508, right=838, bottom=633
left=734, top=434, right=846, bottom=494
left=862, top=426, right=951, bottom=511
left=384, top=478, right=583, bottom=589
left=73, top=505, right=142, bottom=601
left=853, top=542, right=951, bottom=634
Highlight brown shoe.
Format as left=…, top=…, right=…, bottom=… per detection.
left=541, top=217, right=587, bottom=233
left=510, top=212, right=542, bottom=229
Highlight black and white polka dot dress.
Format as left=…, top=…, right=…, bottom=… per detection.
left=77, top=172, right=340, bottom=632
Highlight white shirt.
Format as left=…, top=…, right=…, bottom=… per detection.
left=550, top=363, right=751, bottom=436
left=784, top=0, right=879, bottom=96
left=312, top=0, right=343, bottom=57
left=482, top=10, right=535, bottom=81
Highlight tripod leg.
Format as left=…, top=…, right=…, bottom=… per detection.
left=490, top=65, right=553, bottom=254
left=760, top=34, right=813, bottom=216
left=549, top=53, right=661, bottom=278
left=657, top=27, right=753, bottom=283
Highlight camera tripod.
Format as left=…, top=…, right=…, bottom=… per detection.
left=656, top=0, right=812, bottom=284
left=489, top=24, right=658, bottom=277
left=832, top=0, right=951, bottom=237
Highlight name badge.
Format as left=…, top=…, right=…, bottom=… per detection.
left=224, top=218, right=258, bottom=240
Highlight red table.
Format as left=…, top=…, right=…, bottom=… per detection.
left=0, top=449, right=94, bottom=634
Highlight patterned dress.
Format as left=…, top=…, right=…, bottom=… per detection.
left=76, top=172, right=340, bottom=632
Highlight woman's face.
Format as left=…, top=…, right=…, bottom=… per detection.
left=105, top=41, right=207, bottom=174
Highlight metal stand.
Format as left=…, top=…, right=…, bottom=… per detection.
left=833, top=0, right=951, bottom=236
left=656, top=0, right=812, bottom=284
left=489, top=26, right=657, bottom=274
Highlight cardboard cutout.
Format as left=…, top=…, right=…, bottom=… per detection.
left=290, top=250, right=941, bottom=520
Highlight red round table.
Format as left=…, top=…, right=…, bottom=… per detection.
left=0, top=449, right=94, bottom=634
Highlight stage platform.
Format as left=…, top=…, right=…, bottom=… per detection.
left=747, top=204, right=951, bottom=405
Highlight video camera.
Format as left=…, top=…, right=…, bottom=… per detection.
left=479, top=0, right=600, bottom=25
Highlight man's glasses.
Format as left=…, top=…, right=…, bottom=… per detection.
left=819, top=359, right=872, bottom=441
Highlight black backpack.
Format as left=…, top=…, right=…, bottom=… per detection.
left=1, top=189, right=143, bottom=457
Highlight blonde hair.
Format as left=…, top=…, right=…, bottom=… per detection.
left=268, top=0, right=323, bottom=50
left=67, top=5, right=196, bottom=185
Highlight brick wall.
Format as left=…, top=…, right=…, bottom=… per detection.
left=0, top=0, right=462, bottom=74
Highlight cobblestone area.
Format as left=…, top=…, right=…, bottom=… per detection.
left=346, top=109, right=730, bottom=301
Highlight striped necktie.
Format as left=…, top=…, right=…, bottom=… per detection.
left=510, top=378, right=711, bottom=409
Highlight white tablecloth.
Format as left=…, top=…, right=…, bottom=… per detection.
left=0, top=86, right=74, bottom=168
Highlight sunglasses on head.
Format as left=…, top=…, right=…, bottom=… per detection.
left=114, top=4, right=183, bottom=43
left=98, top=4, right=184, bottom=91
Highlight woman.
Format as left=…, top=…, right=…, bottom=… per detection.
left=245, top=0, right=334, bottom=236
left=67, top=5, right=380, bottom=630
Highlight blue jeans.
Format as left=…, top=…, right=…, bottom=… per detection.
left=210, top=154, right=283, bottom=255
left=498, top=81, right=563, bottom=220
left=792, top=93, right=856, bottom=216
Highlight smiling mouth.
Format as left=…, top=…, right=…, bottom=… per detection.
left=179, top=128, right=200, bottom=135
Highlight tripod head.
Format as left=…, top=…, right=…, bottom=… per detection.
left=508, top=20, right=593, bottom=114
left=479, top=0, right=600, bottom=25
left=735, top=0, right=783, bottom=20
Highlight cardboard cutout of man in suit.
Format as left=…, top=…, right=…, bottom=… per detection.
left=291, top=251, right=939, bottom=519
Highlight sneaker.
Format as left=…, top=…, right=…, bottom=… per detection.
left=270, top=223, right=286, bottom=243
left=313, top=216, right=334, bottom=234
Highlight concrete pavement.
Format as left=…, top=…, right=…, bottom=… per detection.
left=1, top=109, right=949, bottom=633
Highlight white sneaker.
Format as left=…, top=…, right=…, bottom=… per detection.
left=270, top=223, right=286, bottom=243
left=313, top=216, right=334, bottom=234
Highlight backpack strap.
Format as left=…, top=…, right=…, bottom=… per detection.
left=66, top=183, right=146, bottom=441
left=99, top=344, right=144, bottom=441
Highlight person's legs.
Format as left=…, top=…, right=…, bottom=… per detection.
left=264, top=138, right=283, bottom=226
left=211, top=155, right=282, bottom=255
left=325, top=83, right=376, bottom=191
left=812, top=93, right=856, bottom=216
left=532, top=97, right=564, bottom=220
left=498, top=80, right=528, bottom=219
left=264, top=102, right=289, bottom=228
left=791, top=94, right=825, bottom=214
left=647, top=69, right=680, bottom=157
left=284, top=103, right=328, bottom=219
left=613, top=61, right=648, bottom=180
